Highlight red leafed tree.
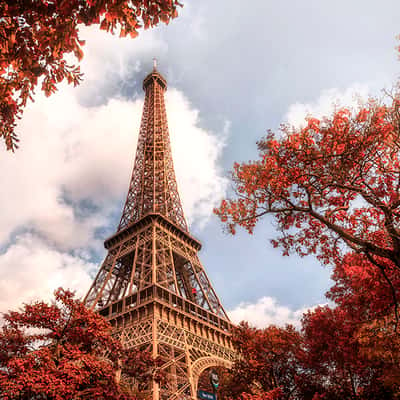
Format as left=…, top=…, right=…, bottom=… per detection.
left=324, top=251, right=400, bottom=396
left=356, top=315, right=400, bottom=394
left=328, top=251, right=400, bottom=322
left=216, top=99, right=400, bottom=268
left=215, top=96, right=400, bottom=398
left=0, top=0, right=182, bottom=151
left=215, top=98, right=400, bottom=315
left=0, top=288, right=160, bottom=399
left=224, top=255, right=400, bottom=400
left=225, top=322, right=301, bottom=400
left=299, top=305, right=396, bottom=400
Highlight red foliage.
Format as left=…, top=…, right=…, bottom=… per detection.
left=226, top=322, right=301, bottom=400
left=299, top=306, right=389, bottom=399
left=215, top=99, right=400, bottom=274
left=324, top=252, right=400, bottom=396
left=122, top=348, right=166, bottom=391
left=356, top=315, right=400, bottom=393
left=0, top=0, right=182, bottom=151
left=228, top=305, right=399, bottom=400
left=327, top=252, right=400, bottom=320
left=241, top=388, right=284, bottom=400
left=0, top=288, right=159, bottom=399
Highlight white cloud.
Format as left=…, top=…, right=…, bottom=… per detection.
left=0, top=89, right=137, bottom=250
left=228, top=296, right=321, bottom=329
left=285, top=83, right=371, bottom=129
left=77, top=25, right=168, bottom=97
left=0, top=234, right=94, bottom=314
left=167, top=89, right=229, bottom=227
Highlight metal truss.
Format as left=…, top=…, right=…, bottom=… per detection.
left=118, top=69, right=188, bottom=232
left=114, top=317, right=235, bottom=400
left=84, top=67, right=235, bottom=400
left=85, top=219, right=229, bottom=321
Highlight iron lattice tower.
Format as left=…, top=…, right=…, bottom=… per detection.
left=84, top=65, right=235, bottom=400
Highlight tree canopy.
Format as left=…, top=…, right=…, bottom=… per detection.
left=215, top=97, right=400, bottom=313
left=0, top=288, right=161, bottom=399
left=0, top=0, right=182, bottom=151
left=216, top=99, right=400, bottom=269
left=223, top=258, right=400, bottom=399
left=215, top=95, right=400, bottom=399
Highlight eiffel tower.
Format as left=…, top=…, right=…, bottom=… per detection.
left=84, top=62, right=235, bottom=400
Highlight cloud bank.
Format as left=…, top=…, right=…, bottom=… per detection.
left=228, top=296, right=321, bottom=329
left=0, top=234, right=95, bottom=314
left=285, top=84, right=371, bottom=129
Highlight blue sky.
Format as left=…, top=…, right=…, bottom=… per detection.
left=1, top=0, right=400, bottom=327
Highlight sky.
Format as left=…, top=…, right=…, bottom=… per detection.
left=1, top=0, right=400, bottom=329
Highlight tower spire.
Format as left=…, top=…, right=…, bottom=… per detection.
left=118, top=66, right=188, bottom=232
